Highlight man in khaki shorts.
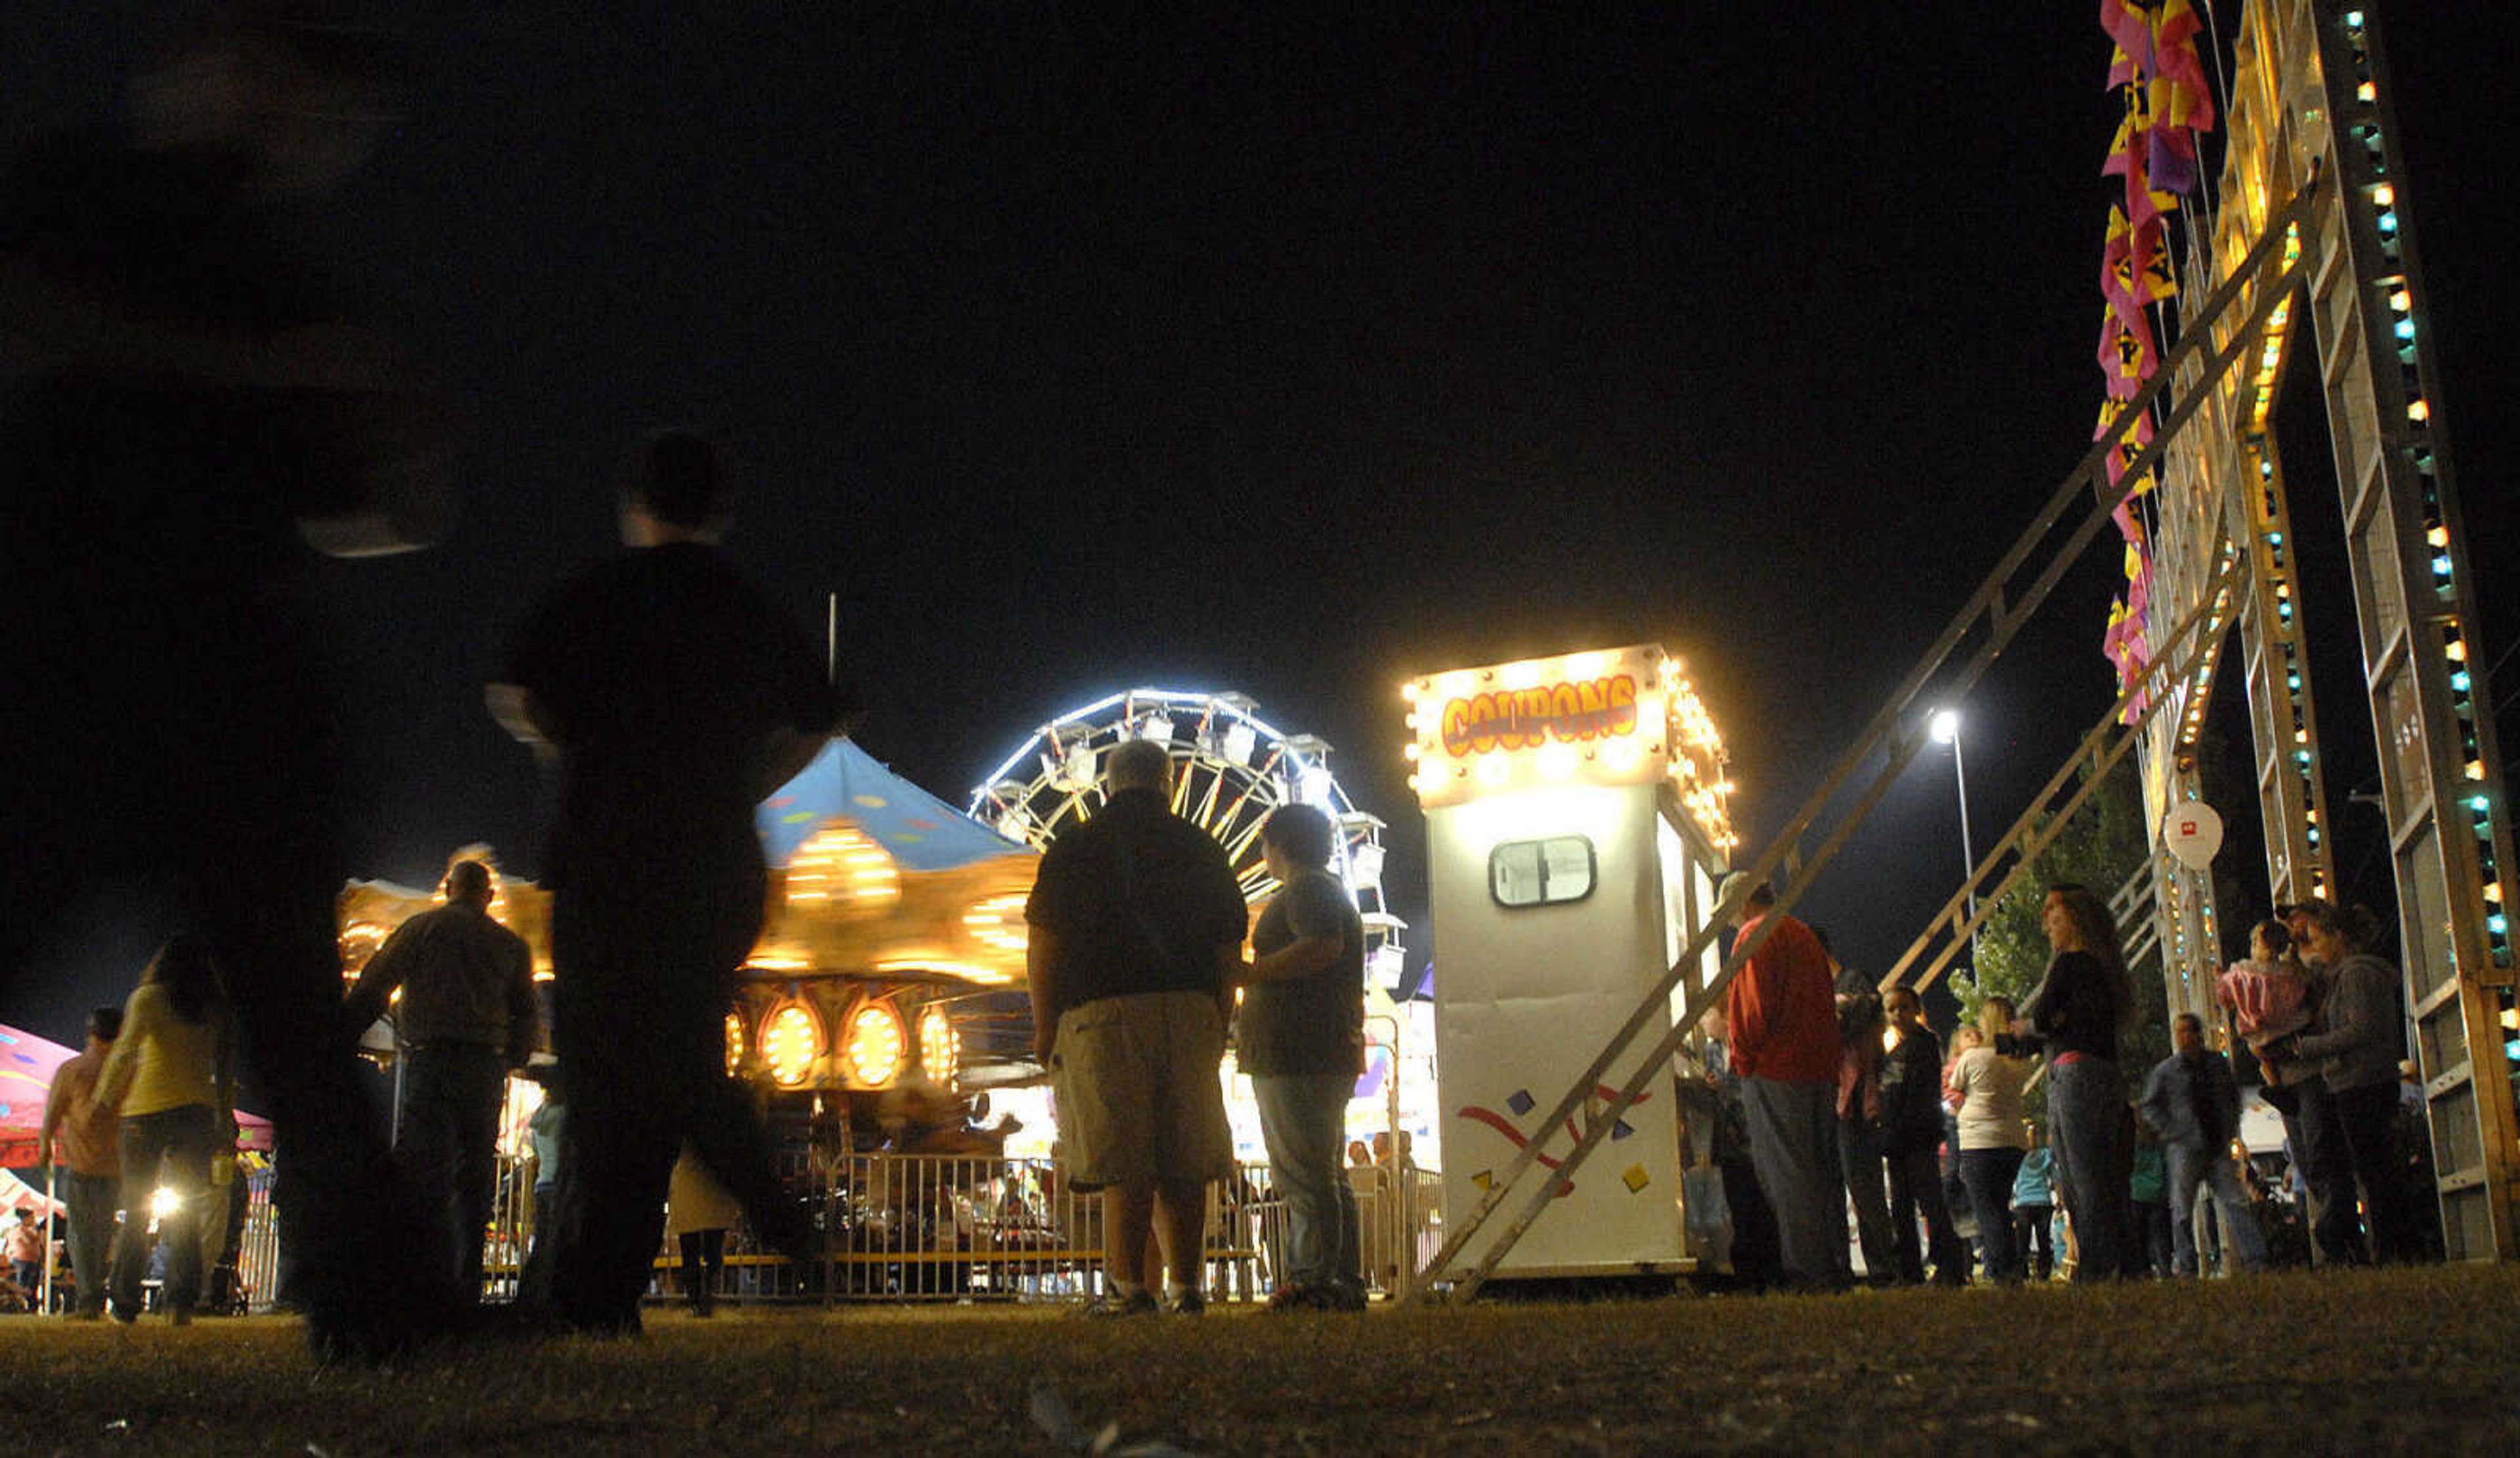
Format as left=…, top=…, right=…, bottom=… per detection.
left=1027, top=738, right=1246, bottom=1316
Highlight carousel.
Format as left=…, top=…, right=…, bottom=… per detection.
left=336, top=738, right=1040, bottom=1152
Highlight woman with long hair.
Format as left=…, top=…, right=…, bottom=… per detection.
left=2021, top=882, right=2141, bottom=1280
left=90, top=935, right=236, bottom=1324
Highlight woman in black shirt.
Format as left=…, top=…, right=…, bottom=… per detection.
left=2023, top=883, right=2141, bottom=1280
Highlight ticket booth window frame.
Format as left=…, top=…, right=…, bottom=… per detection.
left=1488, top=835, right=1598, bottom=908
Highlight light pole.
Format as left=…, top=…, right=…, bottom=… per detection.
left=1930, top=708, right=1977, bottom=971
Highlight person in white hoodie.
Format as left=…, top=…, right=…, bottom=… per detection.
left=1947, top=997, right=2034, bottom=1283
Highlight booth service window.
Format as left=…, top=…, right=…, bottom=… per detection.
left=1490, top=837, right=1596, bottom=908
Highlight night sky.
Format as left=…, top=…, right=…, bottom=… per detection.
left=5, top=5, right=2514, bottom=1045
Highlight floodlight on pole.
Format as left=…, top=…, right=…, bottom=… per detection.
left=1929, top=707, right=1979, bottom=974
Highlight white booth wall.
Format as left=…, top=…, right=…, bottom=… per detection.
left=1430, top=781, right=1718, bottom=1276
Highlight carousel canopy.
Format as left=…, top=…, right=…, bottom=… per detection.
left=759, top=739, right=1033, bottom=873
left=0, top=1022, right=272, bottom=1169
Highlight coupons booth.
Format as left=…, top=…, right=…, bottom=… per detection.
left=1404, top=644, right=1734, bottom=1278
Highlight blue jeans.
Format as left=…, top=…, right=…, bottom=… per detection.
left=1958, top=1147, right=2026, bottom=1283
left=2166, top=1142, right=2267, bottom=1274
left=2047, top=1056, right=2135, bottom=1281
left=113, top=1104, right=220, bottom=1319
left=1252, top=1072, right=1360, bottom=1293
left=61, top=1169, right=121, bottom=1316
left=398, top=1042, right=511, bottom=1302
left=1838, top=1117, right=1895, bottom=1281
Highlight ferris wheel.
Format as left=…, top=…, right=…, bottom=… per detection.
left=969, top=688, right=1406, bottom=985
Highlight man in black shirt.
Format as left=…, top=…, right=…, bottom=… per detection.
left=494, top=432, right=845, bottom=1335
left=1026, top=739, right=1246, bottom=1316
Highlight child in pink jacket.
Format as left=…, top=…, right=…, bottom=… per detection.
left=2216, top=918, right=2312, bottom=1108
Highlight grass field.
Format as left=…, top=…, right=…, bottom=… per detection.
left=10, top=1266, right=2519, bottom=1454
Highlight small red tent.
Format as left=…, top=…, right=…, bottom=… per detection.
left=0, top=1022, right=272, bottom=1169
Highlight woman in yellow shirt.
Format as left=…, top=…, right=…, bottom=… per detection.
left=91, top=936, right=235, bottom=1325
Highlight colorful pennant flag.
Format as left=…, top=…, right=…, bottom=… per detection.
left=2089, top=0, right=2216, bottom=707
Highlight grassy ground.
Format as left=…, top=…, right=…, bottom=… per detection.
left=10, top=1266, right=2520, bottom=1454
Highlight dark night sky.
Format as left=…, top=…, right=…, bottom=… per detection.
left=6, top=5, right=2515, bottom=1045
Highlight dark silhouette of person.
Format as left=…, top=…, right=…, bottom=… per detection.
left=0, top=7, right=455, bottom=1362
left=343, top=859, right=540, bottom=1305
left=492, top=431, right=849, bottom=1335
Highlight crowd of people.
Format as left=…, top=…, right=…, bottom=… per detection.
left=0, top=7, right=2464, bottom=1360
left=1692, top=880, right=2439, bottom=1289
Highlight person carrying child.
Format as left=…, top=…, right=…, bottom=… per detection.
left=2216, top=919, right=2313, bottom=1109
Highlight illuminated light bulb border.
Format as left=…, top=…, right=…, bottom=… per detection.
left=919, top=1005, right=959, bottom=1090
left=841, top=999, right=908, bottom=1089
left=1401, top=644, right=1735, bottom=848
left=760, top=1001, right=824, bottom=1089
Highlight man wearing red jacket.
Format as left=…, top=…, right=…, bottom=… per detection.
left=1725, top=880, right=1849, bottom=1289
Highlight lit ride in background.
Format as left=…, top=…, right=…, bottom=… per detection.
left=337, top=740, right=1041, bottom=1128
left=970, top=688, right=1406, bottom=986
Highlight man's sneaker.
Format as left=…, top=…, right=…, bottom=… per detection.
left=1161, top=1288, right=1206, bottom=1317
left=1076, top=1288, right=1159, bottom=1319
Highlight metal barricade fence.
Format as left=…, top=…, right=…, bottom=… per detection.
left=237, top=1165, right=278, bottom=1314
left=486, top=1152, right=536, bottom=1304
left=641, top=1153, right=1447, bottom=1308
left=256, top=1150, right=1452, bottom=1309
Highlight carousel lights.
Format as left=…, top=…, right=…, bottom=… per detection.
left=919, top=1006, right=959, bottom=1089
left=842, top=1001, right=908, bottom=1089
left=337, top=922, right=387, bottom=984
left=962, top=892, right=1030, bottom=956
left=761, top=1001, right=822, bottom=1089
left=724, top=1011, right=745, bottom=1076
left=785, top=822, right=900, bottom=909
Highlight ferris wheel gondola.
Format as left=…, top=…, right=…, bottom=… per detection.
left=969, top=688, right=1406, bottom=984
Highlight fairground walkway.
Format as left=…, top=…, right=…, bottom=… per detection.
left=9, top=1265, right=2517, bottom=1453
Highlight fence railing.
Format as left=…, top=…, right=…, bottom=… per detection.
left=237, top=1152, right=1446, bottom=1311
left=660, top=1153, right=1446, bottom=1307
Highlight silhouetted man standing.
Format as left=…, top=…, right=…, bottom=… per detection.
left=1026, top=739, right=1246, bottom=1316
left=494, top=432, right=845, bottom=1335
left=344, top=860, right=539, bottom=1304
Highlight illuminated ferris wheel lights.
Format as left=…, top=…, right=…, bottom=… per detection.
left=970, top=688, right=1404, bottom=970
